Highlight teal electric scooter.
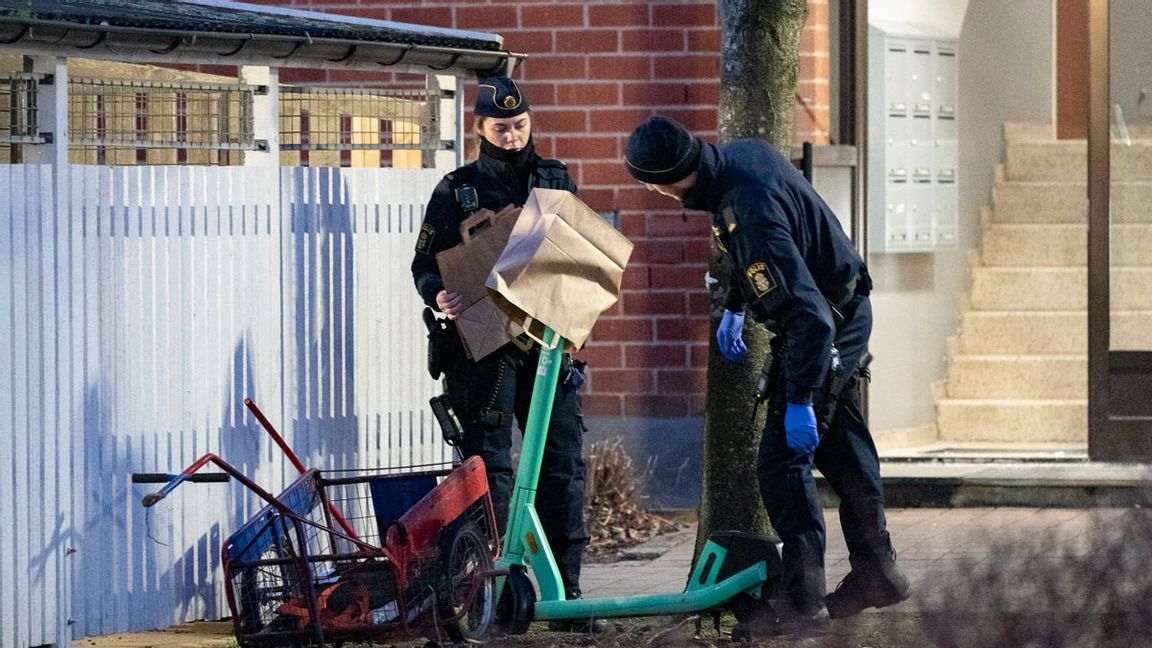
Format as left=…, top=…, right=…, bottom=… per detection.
left=491, top=327, right=782, bottom=634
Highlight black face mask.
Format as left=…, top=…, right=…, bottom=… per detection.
left=480, top=135, right=535, bottom=170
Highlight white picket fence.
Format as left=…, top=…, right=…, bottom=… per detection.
left=0, top=163, right=448, bottom=647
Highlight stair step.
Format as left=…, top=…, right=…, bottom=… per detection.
left=970, top=267, right=1152, bottom=310
left=982, top=224, right=1083, bottom=266
left=992, top=179, right=1152, bottom=224
left=957, top=310, right=1152, bottom=353
left=958, top=311, right=1084, bottom=354
left=1005, top=140, right=1152, bottom=181
left=936, top=398, right=1087, bottom=443
left=945, top=355, right=1086, bottom=399
left=981, top=224, right=1152, bottom=267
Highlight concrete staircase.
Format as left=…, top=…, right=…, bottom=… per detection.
left=935, top=125, right=1152, bottom=444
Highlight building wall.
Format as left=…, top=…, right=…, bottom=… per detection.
left=1112, top=0, right=1152, bottom=132
left=234, top=0, right=830, bottom=420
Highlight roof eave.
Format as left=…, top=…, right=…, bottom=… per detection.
left=0, top=19, right=525, bottom=78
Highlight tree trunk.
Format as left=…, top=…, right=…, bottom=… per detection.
left=696, top=0, right=808, bottom=553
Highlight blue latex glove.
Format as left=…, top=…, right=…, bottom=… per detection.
left=784, top=402, right=820, bottom=454
left=563, top=359, right=587, bottom=393
left=717, top=310, right=748, bottom=363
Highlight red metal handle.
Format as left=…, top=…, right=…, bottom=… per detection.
left=243, top=398, right=361, bottom=542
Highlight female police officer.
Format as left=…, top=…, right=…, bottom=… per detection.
left=624, top=115, right=909, bottom=638
left=411, top=77, right=600, bottom=631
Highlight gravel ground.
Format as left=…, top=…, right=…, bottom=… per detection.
left=80, top=609, right=928, bottom=648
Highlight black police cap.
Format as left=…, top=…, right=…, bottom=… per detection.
left=475, top=76, right=529, bottom=118
left=625, top=115, right=701, bottom=185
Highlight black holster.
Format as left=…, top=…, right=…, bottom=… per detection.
left=813, top=349, right=872, bottom=435
left=423, top=307, right=460, bottom=380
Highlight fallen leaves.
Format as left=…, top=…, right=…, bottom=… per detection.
left=583, top=438, right=684, bottom=559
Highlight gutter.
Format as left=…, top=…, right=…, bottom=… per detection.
left=177, top=0, right=504, bottom=48
left=0, top=17, right=525, bottom=77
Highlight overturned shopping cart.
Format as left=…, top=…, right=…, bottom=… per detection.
left=138, top=400, right=499, bottom=648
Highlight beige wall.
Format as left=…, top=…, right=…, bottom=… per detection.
left=867, top=0, right=1054, bottom=432
left=1112, top=0, right=1152, bottom=132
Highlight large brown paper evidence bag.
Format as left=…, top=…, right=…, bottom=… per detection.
left=486, top=188, right=634, bottom=352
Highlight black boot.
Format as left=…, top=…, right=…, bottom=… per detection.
left=824, top=560, right=910, bottom=619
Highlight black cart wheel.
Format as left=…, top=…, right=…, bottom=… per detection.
left=439, top=521, right=496, bottom=643
left=494, top=564, right=536, bottom=635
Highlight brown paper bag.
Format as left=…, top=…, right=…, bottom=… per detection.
left=485, top=188, right=634, bottom=350
left=435, top=206, right=524, bottom=361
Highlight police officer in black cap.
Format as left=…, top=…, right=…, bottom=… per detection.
left=624, top=115, right=909, bottom=638
left=412, top=77, right=603, bottom=633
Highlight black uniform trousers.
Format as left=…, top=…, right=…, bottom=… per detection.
left=756, top=295, right=893, bottom=613
left=444, top=341, right=589, bottom=593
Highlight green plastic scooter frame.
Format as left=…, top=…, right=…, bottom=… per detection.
left=494, top=327, right=773, bottom=624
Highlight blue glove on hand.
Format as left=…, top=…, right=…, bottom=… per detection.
left=784, top=402, right=820, bottom=454
left=717, top=310, right=748, bottom=364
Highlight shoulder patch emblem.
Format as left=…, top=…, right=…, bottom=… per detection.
left=415, top=223, right=436, bottom=254
left=745, top=261, right=777, bottom=298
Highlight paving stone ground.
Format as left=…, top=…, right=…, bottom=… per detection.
left=81, top=507, right=1123, bottom=647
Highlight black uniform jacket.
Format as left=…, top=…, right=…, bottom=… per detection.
left=682, top=140, right=867, bottom=404
left=411, top=150, right=576, bottom=308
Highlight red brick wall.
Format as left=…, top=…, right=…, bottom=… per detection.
left=242, top=0, right=830, bottom=418
left=798, top=0, right=833, bottom=145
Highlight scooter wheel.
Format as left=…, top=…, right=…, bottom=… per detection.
left=494, top=564, right=535, bottom=635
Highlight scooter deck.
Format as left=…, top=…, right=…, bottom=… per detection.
left=533, top=562, right=768, bottom=620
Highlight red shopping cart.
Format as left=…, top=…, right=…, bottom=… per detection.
left=137, top=400, right=499, bottom=648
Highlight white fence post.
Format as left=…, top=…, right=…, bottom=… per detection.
left=21, top=55, right=69, bottom=166
left=240, top=66, right=280, bottom=167
left=16, top=54, right=74, bottom=648
left=432, top=74, right=461, bottom=170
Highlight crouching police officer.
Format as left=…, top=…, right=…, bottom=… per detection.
left=412, top=76, right=604, bottom=633
left=624, top=116, right=909, bottom=638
